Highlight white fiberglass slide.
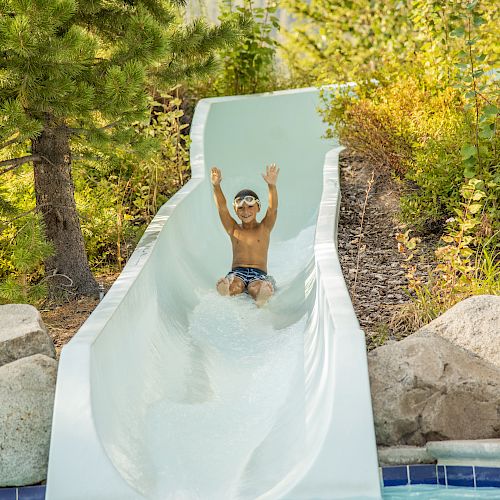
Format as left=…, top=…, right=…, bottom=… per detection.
left=46, top=88, right=381, bottom=500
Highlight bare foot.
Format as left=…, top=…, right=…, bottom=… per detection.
left=216, top=277, right=231, bottom=296
left=255, top=281, right=273, bottom=307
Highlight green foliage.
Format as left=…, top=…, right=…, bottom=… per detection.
left=0, top=213, right=53, bottom=305
left=192, top=0, right=282, bottom=97
left=0, top=0, right=244, bottom=153
left=216, top=0, right=279, bottom=95
left=0, top=0, right=240, bottom=129
left=320, top=0, right=498, bottom=233
left=0, top=0, right=242, bottom=299
left=282, top=0, right=499, bottom=87
left=285, top=0, right=500, bottom=327
left=395, top=188, right=500, bottom=335
left=434, top=178, right=499, bottom=293
left=71, top=89, right=191, bottom=269
left=281, top=0, right=414, bottom=85
left=450, top=2, right=499, bottom=198
left=0, top=88, right=191, bottom=300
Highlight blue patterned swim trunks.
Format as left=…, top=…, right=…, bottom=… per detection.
left=226, top=267, right=276, bottom=290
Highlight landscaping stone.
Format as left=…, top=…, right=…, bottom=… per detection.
left=416, top=295, right=500, bottom=368
left=0, top=304, right=56, bottom=367
left=0, top=354, right=57, bottom=487
left=368, top=331, right=500, bottom=447
left=426, top=439, right=500, bottom=467
left=378, top=446, right=434, bottom=466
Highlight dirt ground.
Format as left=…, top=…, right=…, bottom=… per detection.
left=40, top=273, right=119, bottom=357
left=336, top=149, right=436, bottom=348
left=41, top=150, right=434, bottom=354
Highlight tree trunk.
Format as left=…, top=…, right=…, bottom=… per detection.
left=32, top=117, right=99, bottom=297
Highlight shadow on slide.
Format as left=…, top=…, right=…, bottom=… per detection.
left=46, top=88, right=382, bottom=499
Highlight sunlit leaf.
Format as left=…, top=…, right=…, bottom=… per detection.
left=460, top=144, right=477, bottom=159
left=450, top=27, right=465, bottom=37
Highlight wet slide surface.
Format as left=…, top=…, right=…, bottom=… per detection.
left=46, top=88, right=381, bottom=499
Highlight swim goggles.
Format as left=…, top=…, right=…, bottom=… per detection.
left=233, top=195, right=261, bottom=209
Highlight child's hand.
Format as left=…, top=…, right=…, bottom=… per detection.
left=211, top=167, right=222, bottom=186
left=262, top=163, right=279, bottom=185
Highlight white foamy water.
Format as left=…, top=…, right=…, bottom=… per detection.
left=145, top=225, right=317, bottom=499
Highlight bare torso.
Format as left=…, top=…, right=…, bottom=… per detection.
left=230, top=222, right=270, bottom=272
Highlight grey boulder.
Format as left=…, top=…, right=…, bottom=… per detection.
left=369, top=332, right=500, bottom=446
left=416, top=295, right=500, bottom=367
left=0, top=304, right=55, bottom=367
left=0, top=354, right=58, bottom=486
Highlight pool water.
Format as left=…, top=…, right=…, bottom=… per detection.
left=383, top=484, right=500, bottom=498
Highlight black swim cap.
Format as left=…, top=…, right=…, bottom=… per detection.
left=234, top=189, right=259, bottom=201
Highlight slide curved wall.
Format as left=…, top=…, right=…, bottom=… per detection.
left=46, top=88, right=381, bottom=499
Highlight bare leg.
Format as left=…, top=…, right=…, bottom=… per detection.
left=216, top=276, right=245, bottom=296
left=247, top=280, right=274, bottom=307
left=216, top=276, right=231, bottom=296
left=229, top=277, right=245, bottom=296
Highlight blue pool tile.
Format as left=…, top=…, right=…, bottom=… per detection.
left=446, top=465, right=474, bottom=487
left=382, top=466, right=409, bottom=486
left=437, top=465, right=446, bottom=485
left=0, top=489, right=16, bottom=500
left=18, top=485, right=45, bottom=500
left=475, top=466, right=500, bottom=488
left=409, top=464, right=437, bottom=484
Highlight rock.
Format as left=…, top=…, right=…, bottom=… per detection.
left=0, top=354, right=57, bottom=486
left=415, top=295, right=500, bottom=368
left=368, top=332, right=500, bottom=447
left=426, top=439, right=500, bottom=467
left=378, top=446, right=435, bottom=466
left=0, top=304, right=55, bottom=367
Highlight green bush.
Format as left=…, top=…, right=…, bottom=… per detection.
left=306, top=0, right=500, bottom=326
left=191, top=0, right=283, bottom=98
left=73, top=90, right=191, bottom=269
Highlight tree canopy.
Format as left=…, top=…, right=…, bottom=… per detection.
left=0, top=0, right=245, bottom=296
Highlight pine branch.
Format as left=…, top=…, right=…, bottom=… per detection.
left=155, top=54, right=220, bottom=84
left=0, top=133, right=21, bottom=150
left=0, top=155, right=40, bottom=175
left=0, top=206, right=39, bottom=232
left=69, top=120, right=124, bottom=135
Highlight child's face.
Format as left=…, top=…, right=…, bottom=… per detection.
left=236, top=202, right=259, bottom=223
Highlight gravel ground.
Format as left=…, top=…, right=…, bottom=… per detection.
left=336, top=149, right=434, bottom=349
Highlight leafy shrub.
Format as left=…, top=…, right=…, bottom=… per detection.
left=192, top=0, right=282, bottom=98
left=74, top=90, right=191, bottom=269
left=315, top=0, right=499, bottom=330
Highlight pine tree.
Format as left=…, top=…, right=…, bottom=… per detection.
left=0, top=0, right=243, bottom=296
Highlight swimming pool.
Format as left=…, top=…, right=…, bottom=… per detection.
left=382, top=464, right=500, bottom=499
left=383, top=484, right=500, bottom=498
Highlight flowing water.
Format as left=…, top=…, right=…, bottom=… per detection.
left=144, top=226, right=316, bottom=499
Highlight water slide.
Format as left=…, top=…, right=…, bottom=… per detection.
left=46, top=88, right=381, bottom=499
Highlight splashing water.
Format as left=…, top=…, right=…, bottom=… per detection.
left=146, top=291, right=306, bottom=499
left=144, top=224, right=318, bottom=499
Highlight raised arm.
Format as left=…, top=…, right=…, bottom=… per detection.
left=211, top=167, right=237, bottom=235
left=261, top=163, right=279, bottom=230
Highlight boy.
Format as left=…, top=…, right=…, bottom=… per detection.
left=211, top=164, right=279, bottom=306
